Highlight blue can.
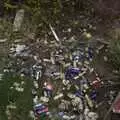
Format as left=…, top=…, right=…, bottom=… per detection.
left=65, top=67, right=80, bottom=80
left=75, top=90, right=84, bottom=98
left=87, top=47, right=93, bottom=60
left=90, top=90, right=97, bottom=100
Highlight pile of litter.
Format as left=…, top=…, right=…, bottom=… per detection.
left=6, top=34, right=120, bottom=120
left=5, top=19, right=119, bottom=119
left=30, top=43, right=104, bottom=120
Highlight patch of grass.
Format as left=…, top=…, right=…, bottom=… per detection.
left=0, top=73, right=33, bottom=120
left=109, top=37, right=120, bottom=71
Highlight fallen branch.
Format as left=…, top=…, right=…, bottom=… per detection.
left=49, top=24, right=60, bottom=42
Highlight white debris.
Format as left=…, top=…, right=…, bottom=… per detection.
left=13, top=82, right=20, bottom=87
left=67, top=28, right=72, bottom=32
left=85, top=94, right=93, bottom=108
left=66, top=84, right=71, bottom=90
left=0, top=38, right=7, bottom=43
left=43, top=90, right=48, bottom=97
left=40, top=96, right=49, bottom=103
left=0, top=73, right=3, bottom=81
left=64, top=63, right=71, bottom=67
left=54, top=93, right=63, bottom=100
left=84, top=107, right=90, bottom=119
left=33, top=81, right=39, bottom=89
left=63, top=115, right=71, bottom=120
left=15, top=44, right=26, bottom=55
left=88, top=112, right=98, bottom=120
left=51, top=53, right=55, bottom=64
left=3, top=69, right=9, bottom=72
left=89, top=68, right=94, bottom=73
left=103, top=56, right=108, bottom=62
left=70, top=115, right=76, bottom=119
left=33, top=96, right=39, bottom=104
left=98, top=45, right=104, bottom=50
left=14, top=39, right=22, bottom=43
left=19, top=88, right=24, bottom=92
left=13, top=9, right=24, bottom=32
left=72, top=97, right=82, bottom=107
left=21, top=81, right=25, bottom=85
left=10, top=86, right=14, bottom=89
left=78, top=102, right=84, bottom=111
left=35, top=71, right=42, bottom=80
left=49, top=24, right=60, bottom=42
left=15, top=87, right=24, bottom=92
left=67, top=93, right=76, bottom=99
left=5, top=109, right=10, bottom=114
left=7, top=104, right=17, bottom=109
left=62, top=79, right=69, bottom=86
left=43, top=59, right=51, bottom=63
left=84, top=32, right=92, bottom=39
left=32, top=89, right=37, bottom=95
left=20, top=73, right=25, bottom=77
left=59, top=102, right=66, bottom=110
left=29, top=110, right=35, bottom=119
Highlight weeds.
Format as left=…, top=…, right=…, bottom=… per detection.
left=109, top=36, right=120, bottom=71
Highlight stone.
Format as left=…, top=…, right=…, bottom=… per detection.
left=13, top=9, right=24, bottom=32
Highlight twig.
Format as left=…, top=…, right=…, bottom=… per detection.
left=49, top=24, right=60, bottom=42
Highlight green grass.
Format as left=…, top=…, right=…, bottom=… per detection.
left=0, top=73, right=33, bottom=120
left=109, top=37, right=120, bottom=71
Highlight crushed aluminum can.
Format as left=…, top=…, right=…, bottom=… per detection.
left=34, top=103, right=48, bottom=116
left=90, top=90, right=97, bottom=101
left=44, top=82, right=53, bottom=91
left=87, top=47, right=93, bottom=60
left=58, top=112, right=64, bottom=116
left=65, top=67, right=80, bottom=80
left=91, top=77, right=103, bottom=89
left=43, top=82, right=53, bottom=97
left=32, top=64, right=42, bottom=80
left=75, top=90, right=84, bottom=98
